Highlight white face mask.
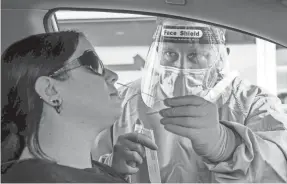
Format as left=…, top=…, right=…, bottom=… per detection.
left=157, top=64, right=218, bottom=98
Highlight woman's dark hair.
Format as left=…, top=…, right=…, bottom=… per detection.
left=1, top=31, right=81, bottom=173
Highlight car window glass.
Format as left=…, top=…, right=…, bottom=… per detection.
left=54, top=10, right=287, bottom=104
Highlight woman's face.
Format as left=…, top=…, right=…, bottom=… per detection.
left=56, top=37, right=121, bottom=129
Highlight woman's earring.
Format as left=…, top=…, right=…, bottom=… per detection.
left=51, top=99, right=63, bottom=114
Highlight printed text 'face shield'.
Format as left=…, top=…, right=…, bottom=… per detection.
left=141, top=21, right=228, bottom=108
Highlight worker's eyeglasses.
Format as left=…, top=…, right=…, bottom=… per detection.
left=49, top=50, right=105, bottom=77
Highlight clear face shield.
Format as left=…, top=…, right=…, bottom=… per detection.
left=141, top=20, right=231, bottom=109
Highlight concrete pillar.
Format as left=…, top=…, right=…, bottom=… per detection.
left=256, top=38, right=277, bottom=95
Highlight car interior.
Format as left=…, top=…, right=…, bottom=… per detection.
left=2, top=0, right=287, bottom=174
left=2, top=0, right=287, bottom=106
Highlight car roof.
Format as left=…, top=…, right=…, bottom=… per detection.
left=2, top=0, right=287, bottom=47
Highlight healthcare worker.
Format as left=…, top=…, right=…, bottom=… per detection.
left=92, top=18, right=287, bottom=183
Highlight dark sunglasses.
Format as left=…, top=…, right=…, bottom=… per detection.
left=49, top=50, right=105, bottom=77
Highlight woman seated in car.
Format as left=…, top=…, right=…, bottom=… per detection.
left=1, top=31, right=127, bottom=183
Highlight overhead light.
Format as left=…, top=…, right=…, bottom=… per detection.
left=116, top=31, right=125, bottom=36
left=165, top=0, right=186, bottom=5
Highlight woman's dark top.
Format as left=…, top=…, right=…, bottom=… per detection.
left=1, top=159, right=127, bottom=183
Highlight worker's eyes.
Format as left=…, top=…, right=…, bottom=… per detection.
left=187, top=51, right=210, bottom=60
left=187, top=52, right=211, bottom=67
left=161, top=50, right=214, bottom=68
left=187, top=52, right=199, bottom=63
left=163, top=51, right=179, bottom=62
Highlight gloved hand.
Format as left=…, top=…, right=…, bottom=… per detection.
left=159, top=95, right=239, bottom=162
left=111, top=132, right=158, bottom=176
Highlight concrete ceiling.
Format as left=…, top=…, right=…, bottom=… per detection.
left=2, top=0, right=287, bottom=47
